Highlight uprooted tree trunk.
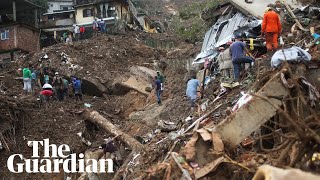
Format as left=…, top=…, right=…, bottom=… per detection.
left=82, top=110, right=145, bottom=179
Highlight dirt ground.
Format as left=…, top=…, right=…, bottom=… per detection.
left=0, top=0, right=319, bottom=179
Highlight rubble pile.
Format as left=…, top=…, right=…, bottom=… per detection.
left=0, top=1, right=319, bottom=180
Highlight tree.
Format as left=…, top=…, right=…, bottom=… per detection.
left=30, top=0, right=49, bottom=12
left=30, top=0, right=49, bottom=10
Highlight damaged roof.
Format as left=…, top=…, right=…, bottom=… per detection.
left=195, top=11, right=261, bottom=64
left=194, top=0, right=304, bottom=64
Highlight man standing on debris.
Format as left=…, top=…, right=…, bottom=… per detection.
left=72, top=77, right=83, bottom=101
left=22, top=64, right=32, bottom=95
left=229, top=36, right=254, bottom=81
left=79, top=26, right=85, bottom=40
left=74, top=24, right=80, bottom=41
left=40, top=83, right=53, bottom=104
left=157, top=71, right=165, bottom=92
left=262, top=7, right=282, bottom=51
left=52, top=72, right=64, bottom=101
left=154, top=76, right=162, bottom=105
left=217, top=46, right=233, bottom=79
left=186, top=75, right=200, bottom=111
left=63, top=77, right=69, bottom=99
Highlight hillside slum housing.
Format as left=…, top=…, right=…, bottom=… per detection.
left=0, top=0, right=41, bottom=64
left=40, top=0, right=157, bottom=45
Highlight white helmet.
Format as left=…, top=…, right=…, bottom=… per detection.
left=42, top=84, right=53, bottom=89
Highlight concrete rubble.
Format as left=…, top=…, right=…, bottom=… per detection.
left=0, top=0, right=319, bottom=179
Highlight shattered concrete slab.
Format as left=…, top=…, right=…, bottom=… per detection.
left=211, top=72, right=289, bottom=147
left=118, top=66, right=157, bottom=96
left=129, top=99, right=172, bottom=127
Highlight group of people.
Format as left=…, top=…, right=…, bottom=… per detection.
left=93, top=18, right=106, bottom=34
left=22, top=64, right=83, bottom=105
left=61, top=18, right=106, bottom=43
left=184, top=4, right=283, bottom=111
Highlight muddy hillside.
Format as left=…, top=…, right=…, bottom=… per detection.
left=0, top=0, right=320, bottom=180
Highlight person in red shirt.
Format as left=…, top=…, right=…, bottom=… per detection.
left=79, top=26, right=85, bottom=40
left=262, top=7, right=282, bottom=51
left=40, top=84, right=53, bottom=103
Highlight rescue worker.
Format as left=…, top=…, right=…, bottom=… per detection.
left=52, top=72, right=64, bottom=101
left=262, top=7, right=282, bottom=51
left=72, top=77, right=83, bottom=101
left=22, top=64, right=32, bottom=95
left=157, top=71, right=165, bottom=92
left=229, top=36, right=254, bottom=81
left=217, top=46, right=233, bottom=79
left=154, top=76, right=162, bottom=105
left=186, top=75, right=200, bottom=111
left=40, top=83, right=53, bottom=104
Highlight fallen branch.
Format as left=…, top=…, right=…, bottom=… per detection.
left=83, top=110, right=144, bottom=152
left=82, top=110, right=145, bottom=180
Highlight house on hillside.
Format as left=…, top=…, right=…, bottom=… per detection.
left=137, top=12, right=156, bottom=33
left=0, top=0, right=41, bottom=63
left=47, top=0, right=74, bottom=13
left=40, top=0, right=75, bottom=45
left=74, top=0, right=132, bottom=27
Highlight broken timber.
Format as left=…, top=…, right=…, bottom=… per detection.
left=83, top=110, right=144, bottom=151
left=211, top=72, right=289, bottom=147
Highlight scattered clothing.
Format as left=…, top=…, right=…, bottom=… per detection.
left=271, top=46, right=311, bottom=68
left=262, top=10, right=282, bottom=51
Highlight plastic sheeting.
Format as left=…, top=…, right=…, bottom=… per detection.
left=271, top=46, right=312, bottom=68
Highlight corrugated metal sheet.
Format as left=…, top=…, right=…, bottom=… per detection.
left=194, top=12, right=261, bottom=64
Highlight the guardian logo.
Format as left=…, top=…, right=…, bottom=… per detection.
left=7, top=139, right=114, bottom=173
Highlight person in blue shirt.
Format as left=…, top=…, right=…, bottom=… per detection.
left=186, top=75, right=200, bottom=111
left=31, top=70, right=37, bottom=95
left=154, top=76, right=162, bottom=105
left=229, top=36, right=254, bottom=80
left=72, top=77, right=83, bottom=101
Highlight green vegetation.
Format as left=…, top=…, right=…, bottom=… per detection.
left=30, top=0, right=48, bottom=8
left=172, top=0, right=219, bottom=43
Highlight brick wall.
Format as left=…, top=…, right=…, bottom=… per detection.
left=0, top=26, right=16, bottom=51
left=17, top=25, right=39, bottom=52
left=0, top=24, right=39, bottom=53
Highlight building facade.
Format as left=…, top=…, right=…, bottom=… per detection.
left=47, top=0, right=74, bottom=13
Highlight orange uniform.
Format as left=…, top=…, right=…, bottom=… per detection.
left=262, top=10, right=282, bottom=51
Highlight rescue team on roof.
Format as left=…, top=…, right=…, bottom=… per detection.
left=21, top=3, right=282, bottom=111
